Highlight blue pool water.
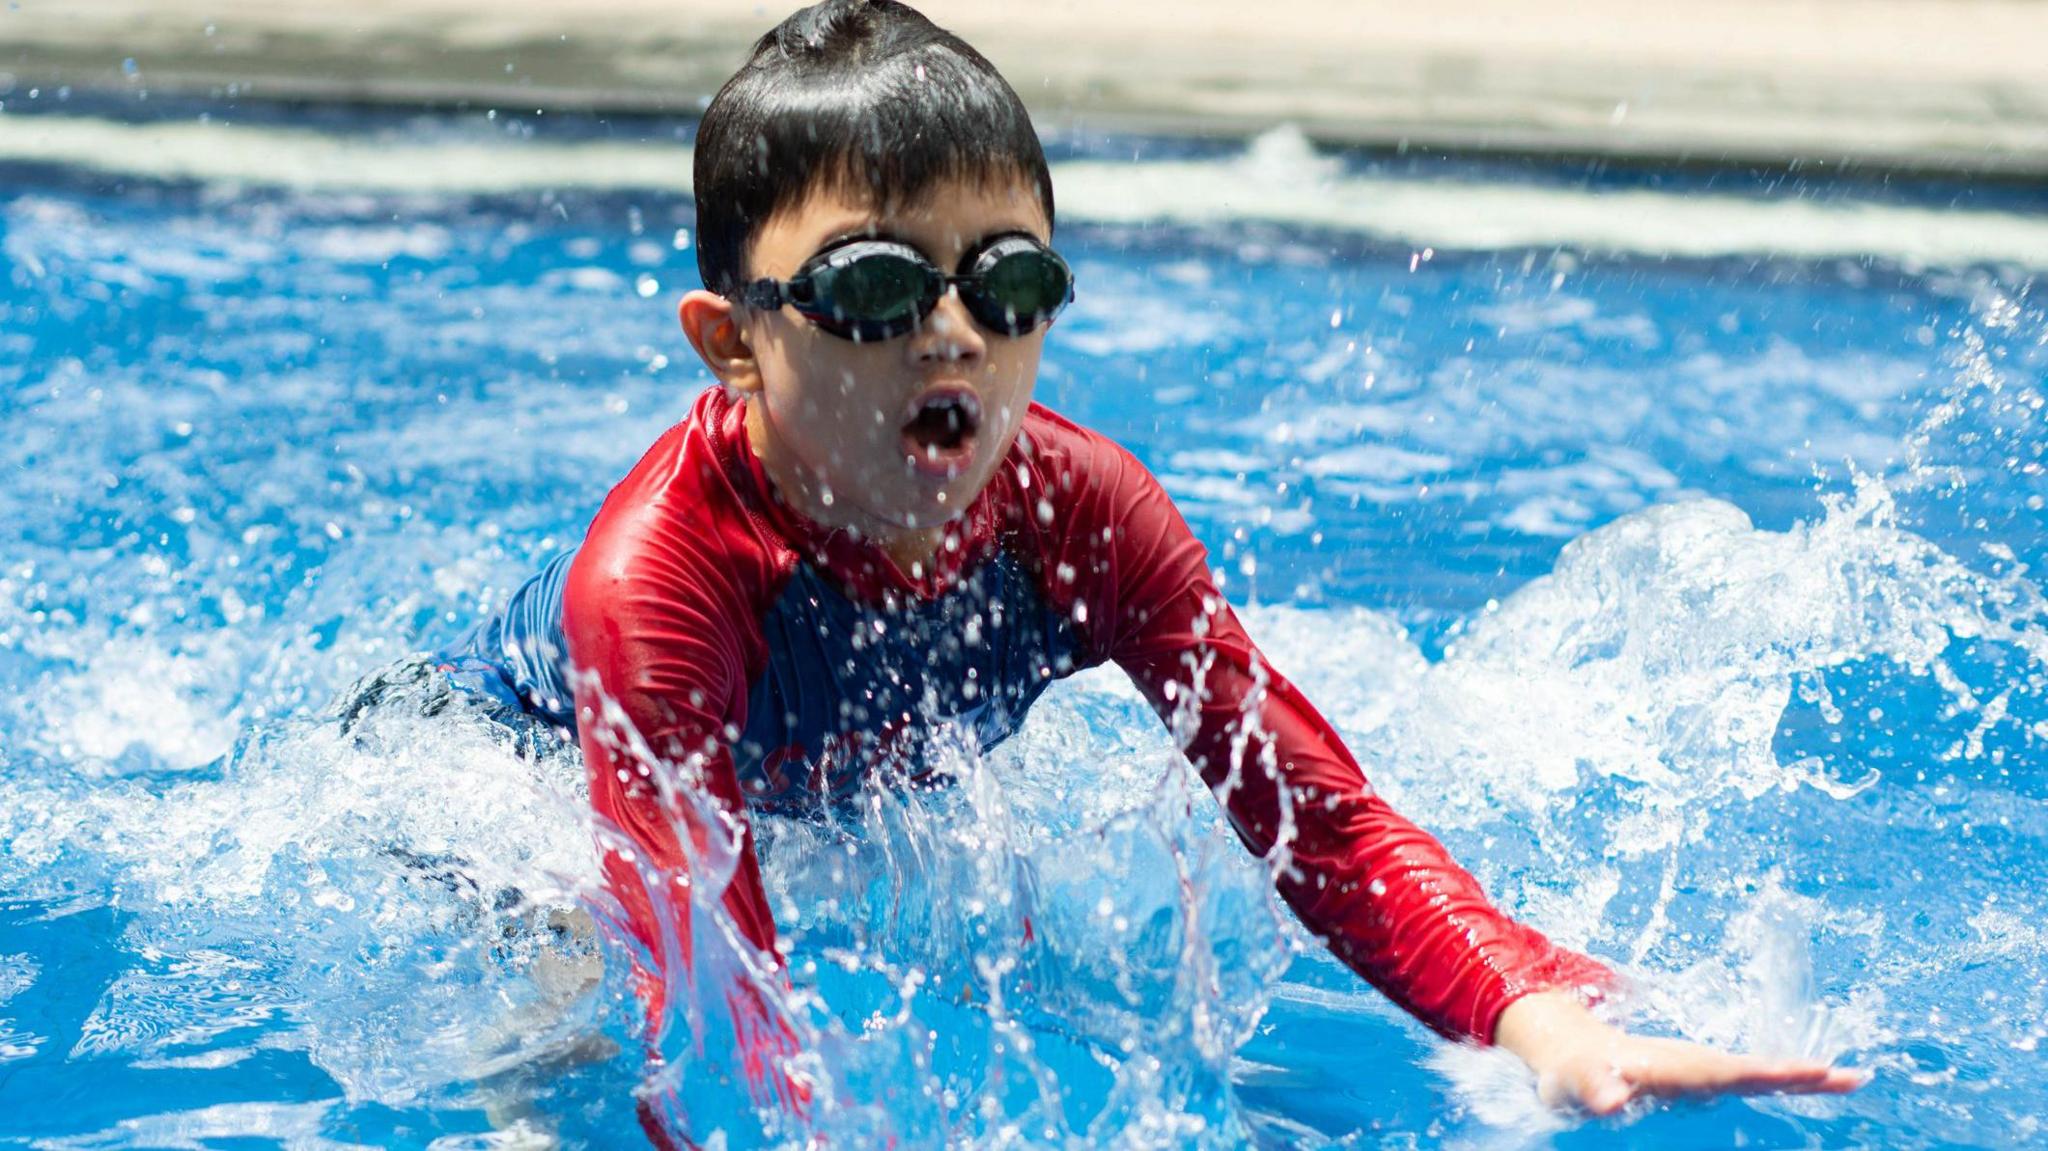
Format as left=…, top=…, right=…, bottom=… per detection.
left=0, top=107, right=2044, bottom=1149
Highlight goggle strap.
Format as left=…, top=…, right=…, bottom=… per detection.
left=740, top=279, right=787, bottom=311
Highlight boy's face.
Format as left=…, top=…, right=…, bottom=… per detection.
left=728, top=175, right=1054, bottom=542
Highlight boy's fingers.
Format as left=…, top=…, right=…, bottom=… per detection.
left=1830, top=1067, right=1874, bottom=1092
left=1769, top=1065, right=1869, bottom=1095
left=1541, top=1038, right=1869, bottom=1118
left=1626, top=1047, right=1868, bottom=1099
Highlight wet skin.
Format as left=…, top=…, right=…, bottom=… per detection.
left=1497, top=989, right=1868, bottom=1116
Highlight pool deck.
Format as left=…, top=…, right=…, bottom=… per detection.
left=5, top=0, right=2048, bottom=177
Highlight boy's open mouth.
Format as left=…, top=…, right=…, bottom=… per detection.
left=900, top=388, right=982, bottom=477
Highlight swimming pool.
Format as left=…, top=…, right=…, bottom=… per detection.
left=0, top=104, right=2044, bottom=1149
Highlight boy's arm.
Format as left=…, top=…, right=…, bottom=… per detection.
left=1116, top=619, right=1609, bottom=1041
left=1027, top=425, right=1604, bottom=1043
left=1029, top=422, right=1864, bottom=1105
left=560, top=535, right=783, bottom=1038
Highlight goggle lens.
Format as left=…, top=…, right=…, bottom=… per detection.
left=967, top=242, right=1072, bottom=336
left=812, top=252, right=935, bottom=341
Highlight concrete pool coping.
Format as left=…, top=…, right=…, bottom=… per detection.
left=5, top=0, right=2048, bottom=178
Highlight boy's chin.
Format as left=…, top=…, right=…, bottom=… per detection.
left=873, top=470, right=989, bottom=529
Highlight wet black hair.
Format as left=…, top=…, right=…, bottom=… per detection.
left=693, top=0, right=1056, bottom=297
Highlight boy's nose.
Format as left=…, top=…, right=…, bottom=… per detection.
left=908, top=289, right=986, bottom=366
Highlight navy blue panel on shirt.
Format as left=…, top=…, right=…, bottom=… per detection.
left=735, top=548, right=1078, bottom=810
left=442, top=544, right=1079, bottom=812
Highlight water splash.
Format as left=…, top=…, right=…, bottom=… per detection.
left=594, top=678, right=1296, bottom=1148
left=0, top=674, right=623, bottom=1127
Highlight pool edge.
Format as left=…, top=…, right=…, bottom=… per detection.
left=6, top=0, right=2048, bottom=179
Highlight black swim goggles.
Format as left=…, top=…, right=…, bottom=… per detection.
left=740, top=233, right=1075, bottom=343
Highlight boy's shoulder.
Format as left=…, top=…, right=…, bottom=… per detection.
left=1013, top=401, right=1165, bottom=514
left=1017, top=400, right=1113, bottom=462
left=565, top=387, right=791, bottom=610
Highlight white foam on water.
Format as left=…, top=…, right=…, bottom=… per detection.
left=0, top=953, right=41, bottom=1065
left=6, top=117, right=2048, bottom=267
left=1326, top=482, right=2043, bottom=837
left=0, top=681, right=615, bottom=1113
left=36, top=636, right=243, bottom=772
left=31, top=1100, right=356, bottom=1151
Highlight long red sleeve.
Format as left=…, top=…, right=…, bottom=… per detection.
left=1013, top=409, right=1610, bottom=1043
left=559, top=415, right=787, bottom=1028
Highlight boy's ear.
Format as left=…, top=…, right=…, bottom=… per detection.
left=679, top=289, right=763, bottom=394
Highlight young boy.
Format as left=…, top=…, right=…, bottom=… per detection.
left=446, top=0, right=1863, bottom=1138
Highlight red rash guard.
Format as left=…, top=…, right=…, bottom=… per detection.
left=528, top=386, right=1606, bottom=1053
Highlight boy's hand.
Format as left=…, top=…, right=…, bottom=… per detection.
left=1493, top=990, right=1869, bottom=1116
